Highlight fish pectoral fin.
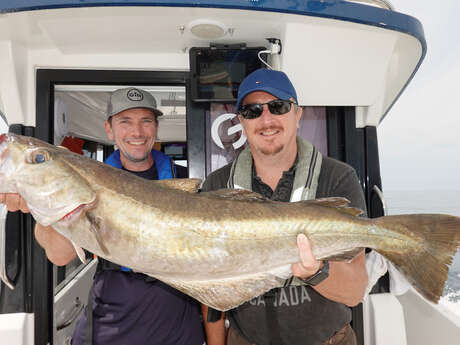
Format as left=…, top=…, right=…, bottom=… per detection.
left=71, top=240, right=87, bottom=264
left=155, top=178, right=202, bottom=193
left=157, top=272, right=286, bottom=311
left=301, top=197, right=364, bottom=217
left=85, top=212, right=110, bottom=256
left=201, top=189, right=268, bottom=202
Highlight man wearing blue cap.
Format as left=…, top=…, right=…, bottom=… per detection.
left=201, top=69, right=368, bottom=345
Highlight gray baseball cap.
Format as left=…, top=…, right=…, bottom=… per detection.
left=107, top=87, right=163, bottom=119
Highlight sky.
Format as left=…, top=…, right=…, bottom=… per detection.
left=378, top=0, right=460, bottom=191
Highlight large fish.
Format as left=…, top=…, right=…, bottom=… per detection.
left=0, top=133, right=459, bottom=310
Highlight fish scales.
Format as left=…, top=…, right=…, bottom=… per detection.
left=0, top=134, right=459, bottom=310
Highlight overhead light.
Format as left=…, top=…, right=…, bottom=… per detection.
left=189, top=19, right=227, bottom=39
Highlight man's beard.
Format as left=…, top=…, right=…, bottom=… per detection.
left=254, top=126, right=284, bottom=156
left=258, top=143, right=284, bottom=156
left=121, top=150, right=151, bottom=163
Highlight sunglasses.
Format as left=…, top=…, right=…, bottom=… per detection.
left=239, top=100, right=297, bottom=119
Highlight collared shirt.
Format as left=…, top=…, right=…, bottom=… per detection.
left=122, top=163, right=158, bottom=180
left=252, top=156, right=298, bottom=202
left=201, top=155, right=367, bottom=345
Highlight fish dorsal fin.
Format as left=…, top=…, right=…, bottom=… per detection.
left=303, top=197, right=364, bottom=217
left=333, top=206, right=364, bottom=217
left=155, top=178, right=202, bottom=193
left=305, top=197, right=351, bottom=207
left=201, top=188, right=268, bottom=202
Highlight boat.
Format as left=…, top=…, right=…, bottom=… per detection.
left=0, top=1, right=459, bottom=344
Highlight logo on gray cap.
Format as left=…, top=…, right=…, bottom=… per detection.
left=127, top=88, right=144, bottom=101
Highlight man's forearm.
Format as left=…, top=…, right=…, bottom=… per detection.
left=201, top=305, right=226, bottom=345
left=313, top=250, right=368, bottom=306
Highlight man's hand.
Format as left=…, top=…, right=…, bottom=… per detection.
left=291, top=234, right=322, bottom=280
left=292, top=234, right=367, bottom=306
left=0, top=193, right=77, bottom=265
left=0, top=193, right=29, bottom=213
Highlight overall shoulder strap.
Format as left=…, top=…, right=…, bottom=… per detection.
left=291, top=136, right=323, bottom=202
left=228, top=145, right=253, bottom=190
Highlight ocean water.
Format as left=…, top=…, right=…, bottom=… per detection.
left=384, top=190, right=460, bottom=318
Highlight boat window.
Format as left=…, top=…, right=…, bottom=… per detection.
left=54, top=85, right=186, bottom=162
left=53, top=85, right=187, bottom=291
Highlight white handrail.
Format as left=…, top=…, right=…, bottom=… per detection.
left=0, top=204, right=14, bottom=290
left=373, top=185, right=388, bottom=216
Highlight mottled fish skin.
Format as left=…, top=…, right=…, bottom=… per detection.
left=0, top=133, right=459, bottom=310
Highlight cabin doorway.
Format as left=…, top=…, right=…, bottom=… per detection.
left=34, top=69, right=190, bottom=345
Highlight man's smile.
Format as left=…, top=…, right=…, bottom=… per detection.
left=125, top=139, right=148, bottom=146
left=258, top=127, right=282, bottom=137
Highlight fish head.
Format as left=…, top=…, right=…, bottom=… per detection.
left=0, top=133, right=96, bottom=226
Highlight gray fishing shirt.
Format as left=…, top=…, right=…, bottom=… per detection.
left=201, top=152, right=367, bottom=345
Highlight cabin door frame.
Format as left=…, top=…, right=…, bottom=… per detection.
left=33, top=69, right=190, bottom=345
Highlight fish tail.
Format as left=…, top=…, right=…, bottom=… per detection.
left=374, top=214, right=460, bottom=303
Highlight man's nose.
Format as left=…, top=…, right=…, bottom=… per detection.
left=259, top=104, right=275, bottom=122
left=131, top=121, right=144, bottom=136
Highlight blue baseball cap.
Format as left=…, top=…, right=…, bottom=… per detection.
left=236, top=68, right=298, bottom=111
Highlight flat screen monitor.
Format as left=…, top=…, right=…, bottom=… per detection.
left=190, top=46, right=267, bottom=102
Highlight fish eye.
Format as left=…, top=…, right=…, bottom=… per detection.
left=27, top=149, right=50, bottom=164
left=34, top=153, right=46, bottom=163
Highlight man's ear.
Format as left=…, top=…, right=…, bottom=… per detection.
left=296, top=105, right=303, bottom=129
left=237, top=114, right=247, bottom=135
left=104, top=121, right=114, bottom=141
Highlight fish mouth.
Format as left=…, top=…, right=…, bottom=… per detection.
left=59, top=200, right=95, bottom=224
left=0, top=134, right=12, bottom=178
left=30, top=195, right=96, bottom=227
left=61, top=204, right=86, bottom=221
left=0, top=133, right=9, bottom=159
left=0, top=133, right=15, bottom=165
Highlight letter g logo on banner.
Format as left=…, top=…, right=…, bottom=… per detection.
left=211, top=113, right=247, bottom=150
